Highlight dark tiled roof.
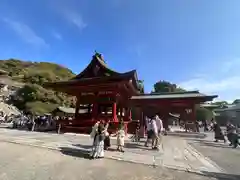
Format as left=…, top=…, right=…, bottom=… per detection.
left=200, top=104, right=220, bottom=108
left=131, top=92, right=217, bottom=100
left=44, top=53, right=139, bottom=91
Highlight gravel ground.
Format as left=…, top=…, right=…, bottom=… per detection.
left=0, top=142, right=224, bottom=180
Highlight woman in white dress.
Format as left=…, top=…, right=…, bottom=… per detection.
left=90, top=122, right=109, bottom=159
left=90, top=121, right=100, bottom=139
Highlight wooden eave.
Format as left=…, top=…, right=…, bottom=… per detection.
left=44, top=79, right=137, bottom=96
left=45, top=73, right=139, bottom=94
left=45, top=71, right=136, bottom=87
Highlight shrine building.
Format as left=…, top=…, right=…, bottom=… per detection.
left=44, top=52, right=217, bottom=134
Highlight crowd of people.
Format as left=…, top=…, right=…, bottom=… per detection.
left=144, top=115, right=164, bottom=150
left=211, top=120, right=240, bottom=148
left=88, top=114, right=164, bottom=159
left=2, top=114, right=58, bottom=132
left=3, top=110, right=238, bottom=157
left=89, top=120, right=126, bottom=159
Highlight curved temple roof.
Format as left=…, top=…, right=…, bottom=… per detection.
left=44, top=52, right=140, bottom=93
left=74, top=52, right=138, bottom=84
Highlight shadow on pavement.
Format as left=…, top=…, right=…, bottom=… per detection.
left=124, top=142, right=150, bottom=150
left=190, top=139, right=235, bottom=149
left=73, top=144, right=92, bottom=149
left=191, top=171, right=240, bottom=180
left=59, top=147, right=91, bottom=159
left=72, top=144, right=121, bottom=152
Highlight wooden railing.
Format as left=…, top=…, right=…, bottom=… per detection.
left=57, top=116, right=131, bottom=134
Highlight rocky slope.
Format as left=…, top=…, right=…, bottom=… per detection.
left=0, top=59, right=76, bottom=115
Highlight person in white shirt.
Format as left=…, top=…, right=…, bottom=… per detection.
left=155, top=115, right=163, bottom=149
left=155, top=115, right=163, bottom=133
left=151, top=117, right=159, bottom=149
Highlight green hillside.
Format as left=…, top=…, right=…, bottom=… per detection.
left=0, top=59, right=76, bottom=115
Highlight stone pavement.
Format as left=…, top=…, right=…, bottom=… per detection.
left=0, top=128, right=222, bottom=174
left=1, top=142, right=224, bottom=180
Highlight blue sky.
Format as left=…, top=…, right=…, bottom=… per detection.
left=0, top=0, right=240, bottom=102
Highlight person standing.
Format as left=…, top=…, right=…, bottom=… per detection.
left=151, top=117, right=159, bottom=150
left=90, top=122, right=109, bottom=159
left=155, top=115, right=163, bottom=149
left=226, top=122, right=239, bottom=148
left=135, top=120, right=141, bottom=142
left=90, top=121, right=100, bottom=139
left=212, top=121, right=226, bottom=143
left=104, top=122, right=111, bottom=150
left=116, top=122, right=125, bottom=152
left=144, top=116, right=153, bottom=147
left=203, top=119, right=208, bottom=132
left=226, top=122, right=235, bottom=146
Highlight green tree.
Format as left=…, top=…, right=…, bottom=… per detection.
left=137, top=80, right=144, bottom=93
left=211, top=101, right=228, bottom=108
left=232, top=99, right=240, bottom=104
left=0, top=59, right=76, bottom=114
left=195, top=106, right=213, bottom=121
left=153, top=80, right=184, bottom=93
left=153, top=80, right=176, bottom=92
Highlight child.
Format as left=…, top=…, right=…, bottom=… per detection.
left=116, top=122, right=125, bottom=152
left=135, top=120, right=141, bottom=142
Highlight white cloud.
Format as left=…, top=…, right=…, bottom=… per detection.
left=2, top=18, right=48, bottom=48
left=179, top=76, right=240, bottom=93
left=49, top=0, right=87, bottom=31
left=179, top=59, right=240, bottom=102
left=64, top=11, right=87, bottom=30
left=52, top=31, right=62, bottom=40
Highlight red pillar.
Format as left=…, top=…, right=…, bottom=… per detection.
left=112, top=102, right=117, bottom=122
left=75, top=97, right=80, bottom=118
left=120, top=107, right=123, bottom=119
